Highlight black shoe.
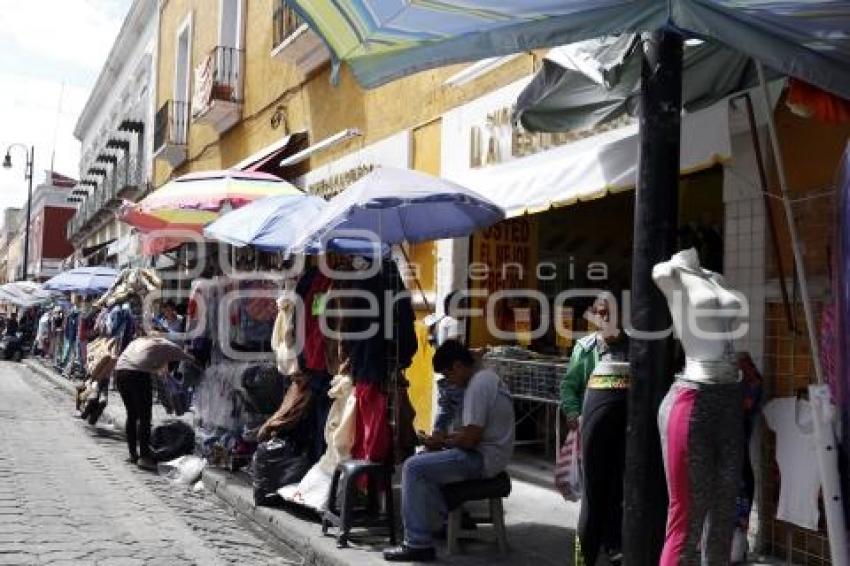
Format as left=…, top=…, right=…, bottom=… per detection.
left=383, top=545, right=436, bottom=562
left=126, top=456, right=138, bottom=465
left=137, top=457, right=157, bottom=472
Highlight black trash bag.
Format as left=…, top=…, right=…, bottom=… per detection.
left=241, top=365, right=285, bottom=415
left=87, top=399, right=108, bottom=426
left=150, top=421, right=195, bottom=463
left=252, top=437, right=312, bottom=506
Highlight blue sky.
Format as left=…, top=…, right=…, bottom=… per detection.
left=0, top=0, right=131, bottom=216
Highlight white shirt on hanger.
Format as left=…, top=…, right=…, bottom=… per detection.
left=762, top=397, right=821, bottom=530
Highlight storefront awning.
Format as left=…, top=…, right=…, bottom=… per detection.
left=452, top=100, right=731, bottom=218
left=233, top=131, right=308, bottom=172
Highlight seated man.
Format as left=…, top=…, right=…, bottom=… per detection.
left=384, top=340, right=515, bottom=562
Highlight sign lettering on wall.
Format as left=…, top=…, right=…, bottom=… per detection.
left=469, top=216, right=538, bottom=346
left=308, top=164, right=377, bottom=199
left=469, top=106, right=634, bottom=169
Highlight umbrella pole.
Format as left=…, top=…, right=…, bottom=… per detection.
left=399, top=244, right=431, bottom=311
left=756, top=63, right=848, bottom=565
left=623, top=29, right=682, bottom=565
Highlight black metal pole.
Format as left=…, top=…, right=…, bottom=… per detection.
left=623, top=29, right=683, bottom=565
left=22, top=146, right=34, bottom=281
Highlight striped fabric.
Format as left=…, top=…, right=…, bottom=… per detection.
left=287, top=0, right=850, bottom=98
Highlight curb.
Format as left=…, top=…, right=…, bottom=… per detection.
left=23, top=358, right=363, bottom=566
left=23, top=359, right=127, bottom=430
left=202, top=469, right=354, bottom=566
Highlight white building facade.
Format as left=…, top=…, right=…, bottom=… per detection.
left=69, top=0, right=159, bottom=268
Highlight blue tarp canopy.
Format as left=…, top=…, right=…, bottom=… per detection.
left=286, top=1, right=850, bottom=98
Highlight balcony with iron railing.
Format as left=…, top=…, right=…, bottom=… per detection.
left=271, top=1, right=330, bottom=76
left=115, top=150, right=144, bottom=201
left=153, top=100, right=189, bottom=168
left=192, top=45, right=244, bottom=134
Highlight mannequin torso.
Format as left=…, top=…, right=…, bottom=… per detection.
left=653, top=248, right=743, bottom=384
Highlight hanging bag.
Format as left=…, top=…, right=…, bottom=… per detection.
left=554, top=428, right=583, bottom=502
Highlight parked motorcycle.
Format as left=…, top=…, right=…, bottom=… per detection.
left=0, top=332, right=29, bottom=362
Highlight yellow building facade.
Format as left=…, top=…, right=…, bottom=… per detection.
left=153, top=0, right=543, bottom=429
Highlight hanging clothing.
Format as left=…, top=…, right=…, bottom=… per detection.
left=787, top=77, right=850, bottom=123
left=318, top=374, right=356, bottom=473
left=348, top=260, right=417, bottom=383
left=231, top=279, right=278, bottom=348
left=271, top=285, right=299, bottom=376
left=351, top=382, right=392, bottom=464
left=762, top=397, right=821, bottom=530
left=298, top=269, right=332, bottom=372
left=658, top=380, right=743, bottom=566
left=323, top=279, right=353, bottom=376
left=186, top=279, right=215, bottom=365
left=278, top=373, right=358, bottom=511
left=819, top=301, right=839, bottom=404
left=258, top=378, right=313, bottom=442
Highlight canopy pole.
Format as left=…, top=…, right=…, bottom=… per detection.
left=623, top=29, right=682, bottom=565
left=755, top=65, right=822, bottom=384
left=756, top=63, right=849, bottom=566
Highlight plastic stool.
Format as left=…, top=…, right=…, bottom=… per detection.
left=442, top=471, right=511, bottom=556
left=321, top=460, right=396, bottom=548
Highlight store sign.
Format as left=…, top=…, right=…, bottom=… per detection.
left=474, top=217, right=535, bottom=293
left=307, top=164, right=376, bottom=199
left=468, top=105, right=633, bottom=169
left=470, top=217, right=538, bottom=343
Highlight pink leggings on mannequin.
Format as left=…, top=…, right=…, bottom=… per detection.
left=658, top=380, right=743, bottom=565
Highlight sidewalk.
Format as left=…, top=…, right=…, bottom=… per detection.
left=23, top=358, right=577, bottom=566
left=24, top=358, right=787, bottom=566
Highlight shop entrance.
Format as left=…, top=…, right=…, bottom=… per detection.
left=470, top=166, right=725, bottom=476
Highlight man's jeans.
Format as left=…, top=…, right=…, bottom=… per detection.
left=402, top=448, right=483, bottom=548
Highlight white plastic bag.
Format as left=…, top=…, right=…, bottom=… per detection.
left=159, top=455, right=207, bottom=486
left=554, top=429, right=582, bottom=502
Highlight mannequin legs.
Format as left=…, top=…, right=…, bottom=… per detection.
left=658, top=381, right=743, bottom=565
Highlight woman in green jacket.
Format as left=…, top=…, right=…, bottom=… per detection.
left=560, top=295, right=628, bottom=566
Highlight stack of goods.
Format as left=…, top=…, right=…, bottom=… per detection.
left=93, top=268, right=161, bottom=308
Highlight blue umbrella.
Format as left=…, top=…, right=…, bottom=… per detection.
left=43, top=267, right=120, bottom=295
left=203, top=193, right=328, bottom=251
left=204, top=193, right=390, bottom=256
left=290, top=167, right=505, bottom=253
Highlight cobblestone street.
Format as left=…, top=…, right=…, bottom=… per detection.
left=0, top=361, right=303, bottom=566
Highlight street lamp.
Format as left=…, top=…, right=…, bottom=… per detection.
left=3, top=144, right=34, bottom=281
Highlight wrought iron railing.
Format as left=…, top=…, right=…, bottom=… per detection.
left=212, top=46, right=243, bottom=103
left=154, top=100, right=189, bottom=152
left=273, top=1, right=304, bottom=49
left=115, top=151, right=142, bottom=195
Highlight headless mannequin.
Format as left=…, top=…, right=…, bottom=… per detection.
left=654, top=248, right=744, bottom=565
left=652, top=246, right=741, bottom=379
